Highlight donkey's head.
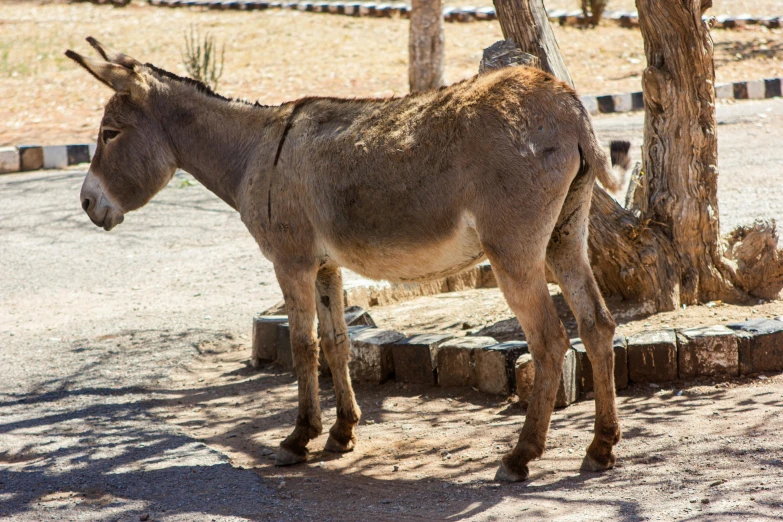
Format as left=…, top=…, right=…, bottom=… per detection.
left=66, top=38, right=178, bottom=231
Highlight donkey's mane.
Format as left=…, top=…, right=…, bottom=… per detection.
left=143, top=62, right=270, bottom=108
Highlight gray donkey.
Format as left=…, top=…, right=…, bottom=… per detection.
left=67, top=37, right=621, bottom=482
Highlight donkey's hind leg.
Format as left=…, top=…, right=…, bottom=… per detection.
left=315, top=266, right=362, bottom=452
left=546, top=169, right=621, bottom=471
left=274, top=264, right=323, bottom=466
left=480, top=239, right=572, bottom=482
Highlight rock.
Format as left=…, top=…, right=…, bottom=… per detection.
left=276, top=322, right=293, bottom=370
left=471, top=317, right=524, bottom=343
left=570, top=335, right=627, bottom=393
left=614, top=335, right=629, bottom=390
left=571, top=339, right=592, bottom=392
left=677, top=325, right=739, bottom=379
left=19, top=146, right=43, bottom=172
left=474, top=341, right=528, bottom=395
left=436, top=336, right=497, bottom=388
left=627, top=330, right=678, bottom=383
left=515, top=347, right=580, bottom=408
left=0, top=146, right=20, bottom=174
left=727, top=319, right=783, bottom=374
left=348, top=327, right=405, bottom=384
left=251, top=315, right=288, bottom=367
left=391, top=334, right=454, bottom=385
left=344, top=305, right=376, bottom=327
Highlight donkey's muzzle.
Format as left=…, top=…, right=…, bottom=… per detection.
left=80, top=172, right=125, bottom=231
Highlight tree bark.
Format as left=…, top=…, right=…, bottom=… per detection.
left=491, top=0, right=681, bottom=311
left=493, top=0, right=573, bottom=87
left=409, top=0, right=445, bottom=93
left=635, top=0, right=742, bottom=304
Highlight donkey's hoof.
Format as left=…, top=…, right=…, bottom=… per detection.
left=581, top=451, right=616, bottom=472
left=275, top=446, right=308, bottom=466
left=324, top=434, right=355, bottom=453
left=494, top=460, right=529, bottom=482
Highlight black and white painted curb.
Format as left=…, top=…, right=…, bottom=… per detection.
left=1, top=77, right=780, bottom=175
left=0, top=144, right=96, bottom=175
left=140, top=0, right=783, bottom=30
left=579, top=77, right=783, bottom=116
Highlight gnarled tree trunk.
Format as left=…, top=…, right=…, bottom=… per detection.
left=636, top=0, right=739, bottom=304
left=409, top=0, right=445, bottom=93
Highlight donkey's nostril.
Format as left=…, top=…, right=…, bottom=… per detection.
left=82, top=198, right=92, bottom=212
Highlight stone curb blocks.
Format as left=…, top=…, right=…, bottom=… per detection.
left=727, top=319, right=783, bottom=375
left=436, top=336, right=497, bottom=388
left=627, top=330, right=678, bottom=383
left=474, top=340, right=528, bottom=395
left=570, top=335, right=628, bottom=393
left=391, top=333, right=453, bottom=385
left=19, top=146, right=44, bottom=172
left=348, top=327, right=405, bottom=384
left=579, top=77, right=783, bottom=115
left=143, top=0, right=780, bottom=30
left=677, top=325, right=739, bottom=379
left=276, top=322, right=293, bottom=370
left=515, top=347, right=579, bottom=409
left=0, top=144, right=96, bottom=175
left=613, top=335, right=629, bottom=390
left=251, top=315, right=288, bottom=367
left=0, top=147, right=20, bottom=174
left=43, top=145, right=69, bottom=170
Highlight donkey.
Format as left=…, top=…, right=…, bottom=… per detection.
left=66, top=37, right=621, bottom=482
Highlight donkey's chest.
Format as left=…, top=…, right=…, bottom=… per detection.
left=319, top=213, right=485, bottom=283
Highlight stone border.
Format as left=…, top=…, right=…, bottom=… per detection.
left=140, top=0, right=783, bottom=30
left=0, top=144, right=96, bottom=175
left=253, top=309, right=783, bottom=409
left=2, top=76, right=781, bottom=175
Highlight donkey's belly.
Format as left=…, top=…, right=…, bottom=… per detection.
left=323, top=214, right=485, bottom=283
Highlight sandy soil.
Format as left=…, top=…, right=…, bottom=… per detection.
left=0, top=1, right=781, bottom=146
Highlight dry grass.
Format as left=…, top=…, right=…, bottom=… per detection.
left=0, top=1, right=781, bottom=145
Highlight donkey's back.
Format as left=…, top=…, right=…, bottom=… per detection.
left=266, top=66, right=612, bottom=283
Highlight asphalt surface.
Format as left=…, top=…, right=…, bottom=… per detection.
left=0, top=98, right=782, bottom=521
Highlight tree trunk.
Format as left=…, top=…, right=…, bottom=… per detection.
left=493, top=0, right=573, bottom=87
left=635, top=0, right=742, bottom=304
left=409, top=0, right=445, bottom=93
left=491, top=0, right=681, bottom=311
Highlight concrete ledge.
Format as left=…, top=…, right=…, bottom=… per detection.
left=677, top=325, right=739, bottom=379
left=727, top=319, right=783, bottom=374
left=436, top=336, right=497, bottom=388
left=391, top=333, right=453, bottom=385
left=627, top=330, right=678, bottom=383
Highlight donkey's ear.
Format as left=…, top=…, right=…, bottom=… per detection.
left=85, top=36, right=141, bottom=70
left=65, top=50, right=144, bottom=94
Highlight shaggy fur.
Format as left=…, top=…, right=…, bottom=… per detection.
left=69, top=37, right=621, bottom=481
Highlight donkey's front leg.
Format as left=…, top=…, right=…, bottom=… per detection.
left=315, top=266, right=362, bottom=452
left=274, top=265, right=322, bottom=466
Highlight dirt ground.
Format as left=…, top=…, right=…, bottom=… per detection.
left=1, top=1, right=781, bottom=146
left=1, top=99, right=783, bottom=520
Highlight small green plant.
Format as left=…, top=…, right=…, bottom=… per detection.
left=181, top=25, right=225, bottom=91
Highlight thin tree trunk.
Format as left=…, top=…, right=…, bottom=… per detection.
left=491, top=0, right=681, bottom=311
left=409, top=0, right=445, bottom=93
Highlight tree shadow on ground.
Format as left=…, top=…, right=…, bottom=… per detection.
left=1, top=329, right=782, bottom=520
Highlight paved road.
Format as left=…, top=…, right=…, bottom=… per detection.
left=0, top=98, right=782, bottom=521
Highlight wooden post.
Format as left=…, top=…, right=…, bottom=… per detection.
left=409, top=0, right=445, bottom=93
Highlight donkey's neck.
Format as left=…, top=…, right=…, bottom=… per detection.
left=160, top=91, right=286, bottom=210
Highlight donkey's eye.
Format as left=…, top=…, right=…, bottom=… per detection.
left=102, top=129, right=120, bottom=143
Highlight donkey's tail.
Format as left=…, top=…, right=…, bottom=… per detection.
left=574, top=102, right=623, bottom=194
